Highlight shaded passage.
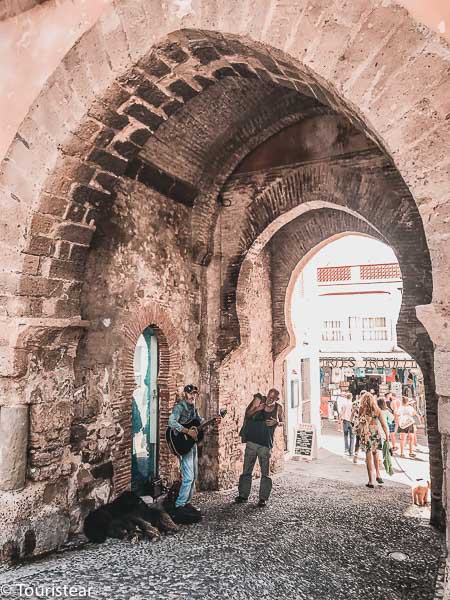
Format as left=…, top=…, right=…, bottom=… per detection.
left=0, top=464, right=442, bottom=600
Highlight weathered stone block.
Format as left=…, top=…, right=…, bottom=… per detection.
left=88, top=148, right=129, bottom=177
left=438, top=397, right=450, bottom=435
left=213, top=66, right=236, bottom=80
left=24, top=236, right=54, bottom=257
left=128, top=127, right=152, bottom=146
left=190, top=43, right=221, bottom=65
left=124, top=103, right=164, bottom=131
left=112, top=140, right=141, bottom=160
left=95, top=171, right=120, bottom=193
left=91, top=461, right=113, bottom=480
left=136, top=80, right=169, bottom=107
left=30, top=213, right=59, bottom=237
left=93, top=126, right=115, bottom=148
left=41, top=188, right=72, bottom=211
left=18, top=275, right=60, bottom=297
left=0, top=406, right=29, bottom=491
left=138, top=52, right=171, bottom=79
left=435, top=351, right=450, bottom=397
left=416, top=303, right=450, bottom=350
left=162, top=98, right=183, bottom=117
left=159, top=41, right=189, bottom=64
left=29, top=400, right=72, bottom=448
left=22, top=254, right=40, bottom=276
left=55, top=223, right=95, bottom=246
left=168, top=79, right=197, bottom=102
left=45, top=258, right=85, bottom=282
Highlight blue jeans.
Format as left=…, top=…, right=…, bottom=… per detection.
left=175, top=446, right=198, bottom=507
left=343, top=420, right=355, bottom=454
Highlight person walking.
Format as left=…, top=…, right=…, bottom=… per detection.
left=397, top=396, right=418, bottom=458
left=356, top=392, right=389, bottom=488
left=340, top=393, right=355, bottom=456
left=168, top=384, right=220, bottom=518
left=378, top=397, right=395, bottom=433
left=351, top=395, right=361, bottom=464
left=384, top=392, right=398, bottom=452
left=236, top=388, right=283, bottom=507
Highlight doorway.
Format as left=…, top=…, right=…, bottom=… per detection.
left=131, top=327, right=159, bottom=494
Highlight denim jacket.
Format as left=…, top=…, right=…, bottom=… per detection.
left=168, top=400, right=204, bottom=433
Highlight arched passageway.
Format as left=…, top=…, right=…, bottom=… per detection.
left=0, top=4, right=449, bottom=563
left=282, top=233, right=428, bottom=468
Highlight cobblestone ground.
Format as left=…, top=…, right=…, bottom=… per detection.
left=0, top=467, right=442, bottom=600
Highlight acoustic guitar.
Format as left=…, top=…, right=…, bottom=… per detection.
left=165, top=408, right=227, bottom=457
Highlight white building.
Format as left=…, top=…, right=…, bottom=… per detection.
left=285, top=235, right=421, bottom=454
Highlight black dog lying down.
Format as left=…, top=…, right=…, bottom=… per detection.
left=83, top=486, right=201, bottom=544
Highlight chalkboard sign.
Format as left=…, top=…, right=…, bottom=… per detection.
left=293, top=423, right=317, bottom=459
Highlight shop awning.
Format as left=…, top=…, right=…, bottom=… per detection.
left=319, top=352, right=417, bottom=369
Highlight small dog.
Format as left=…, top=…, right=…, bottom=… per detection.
left=412, top=480, right=430, bottom=506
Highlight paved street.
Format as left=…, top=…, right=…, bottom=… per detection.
left=296, top=420, right=431, bottom=490
left=0, top=428, right=441, bottom=600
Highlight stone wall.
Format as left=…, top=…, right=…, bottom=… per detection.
left=216, top=248, right=279, bottom=489
left=0, top=178, right=204, bottom=557
left=71, top=177, right=202, bottom=509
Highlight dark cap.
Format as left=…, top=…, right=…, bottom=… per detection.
left=184, top=384, right=198, bottom=394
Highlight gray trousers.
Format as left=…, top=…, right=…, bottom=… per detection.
left=238, top=441, right=272, bottom=501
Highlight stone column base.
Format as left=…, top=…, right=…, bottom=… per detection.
left=0, top=483, right=70, bottom=562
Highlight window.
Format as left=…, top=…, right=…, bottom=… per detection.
left=348, top=316, right=360, bottom=340
left=322, top=320, right=344, bottom=341
left=361, top=317, right=389, bottom=341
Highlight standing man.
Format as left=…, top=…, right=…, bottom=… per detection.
left=340, top=393, right=355, bottom=456
left=235, top=388, right=283, bottom=507
left=168, top=385, right=219, bottom=518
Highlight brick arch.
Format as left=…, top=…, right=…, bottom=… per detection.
left=0, top=0, right=447, bottom=546
left=268, top=209, right=380, bottom=359
left=220, top=155, right=432, bottom=359
left=267, top=211, right=433, bottom=413
left=114, top=303, right=182, bottom=492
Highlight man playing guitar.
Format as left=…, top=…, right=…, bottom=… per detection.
left=167, top=384, right=220, bottom=518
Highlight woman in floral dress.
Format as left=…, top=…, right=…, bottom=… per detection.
left=356, top=392, right=390, bottom=488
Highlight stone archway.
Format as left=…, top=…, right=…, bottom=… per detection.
left=218, top=153, right=431, bottom=358
left=0, top=2, right=449, bottom=557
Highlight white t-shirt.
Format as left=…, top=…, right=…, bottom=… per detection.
left=340, top=398, right=353, bottom=421
left=398, top=405, right=415, bottom=428
left=337, top=395, right=346, bottom=413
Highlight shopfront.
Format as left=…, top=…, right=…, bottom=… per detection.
left=319, top=353, right=424, bottom=419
